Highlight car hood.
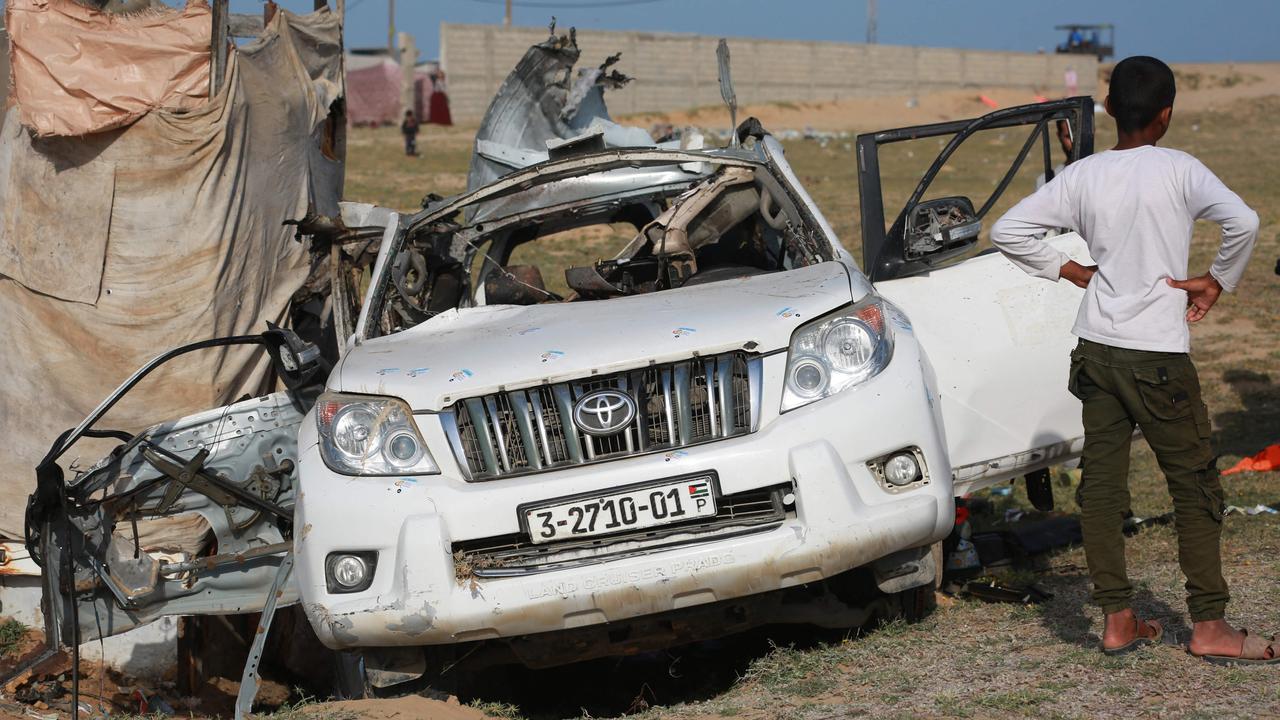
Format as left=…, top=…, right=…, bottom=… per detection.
left=337, top=262, right=859, bottom=411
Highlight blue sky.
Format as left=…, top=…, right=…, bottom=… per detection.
left=237, top=0, right=1279, bottom=63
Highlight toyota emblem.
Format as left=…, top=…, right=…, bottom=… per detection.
left=572, top=389, right=637, bottom=437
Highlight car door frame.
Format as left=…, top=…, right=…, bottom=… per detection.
left=22, top=329, right=326, bottom=653
left=857, top=96, right=1094, bottom=282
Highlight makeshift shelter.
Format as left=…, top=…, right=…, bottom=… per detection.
left=345, top=52, right=451, bottom=126
left=0, top=0, right=345, bottom=541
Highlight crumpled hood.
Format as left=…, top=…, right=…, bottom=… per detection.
left=337, top=262, right=857, bottom=411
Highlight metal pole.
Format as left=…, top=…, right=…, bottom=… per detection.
left=210, top=0, right=228, bottom=95
left=388, top=0, right=395, bottom=53
left=233, top=554, right=295, bottom=720
left=504, top=0, right=512, bottom=27
left=866, top=0, right=877, bottom=45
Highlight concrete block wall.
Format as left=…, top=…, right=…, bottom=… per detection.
left=441, top=23, right=1099, bottom=122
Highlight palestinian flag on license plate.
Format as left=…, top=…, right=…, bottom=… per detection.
left=687, top=481, right=710, bottom=499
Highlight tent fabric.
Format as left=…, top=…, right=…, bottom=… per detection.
left=6, top=0, right=213, bottom=138
left=346, top=58, right=452, bottom=126
left=0, top=8, right=344, bottom=539
left=346, top=59, right=401, bottom=125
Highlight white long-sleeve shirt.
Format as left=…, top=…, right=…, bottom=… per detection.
left=991, top=145, right=1259, bottom=353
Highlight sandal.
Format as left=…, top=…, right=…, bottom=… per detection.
left=1193, top=629, right=1280, bottom=666
left=1102, top=617, right=1163, bottom=656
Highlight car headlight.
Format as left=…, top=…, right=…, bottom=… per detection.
left=315, top=393, right=440, bottom=475
left=781, top=297, right=894, bottom=412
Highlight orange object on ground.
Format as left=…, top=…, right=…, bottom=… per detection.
left=979, top=95, right=1000, bottom=108
left=1222, top=444, right=1280, bottom=475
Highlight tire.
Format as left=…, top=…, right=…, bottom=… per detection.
left=894, top=582, right=937, bottom=623
left=332, top=651, right=371, bottom=700
left=893, top=541, right=943, bottom=623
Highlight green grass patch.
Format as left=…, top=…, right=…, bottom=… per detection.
left=0, top=618, right=27, bottom=658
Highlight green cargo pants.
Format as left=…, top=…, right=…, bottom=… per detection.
left=1068, top=339, right=1229, bottom=622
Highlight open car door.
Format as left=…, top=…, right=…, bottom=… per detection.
left=22, top=329, right=326, bottom=652
left=857, top=98, right=1096, bottom=496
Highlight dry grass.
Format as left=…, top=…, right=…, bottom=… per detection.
left=342, top=93, right=1280, bottom=719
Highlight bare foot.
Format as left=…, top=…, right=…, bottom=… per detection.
left=1102, top=608, right=1162, bottom=651
left=1188, top=619, right=1248, bottom=657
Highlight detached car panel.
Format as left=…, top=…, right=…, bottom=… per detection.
left=25, top=330, right=325, bottom=648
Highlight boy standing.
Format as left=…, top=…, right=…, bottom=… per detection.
left=991, top=57, right=1272, bottom=662
left=401, top=109, right=420, bottom=157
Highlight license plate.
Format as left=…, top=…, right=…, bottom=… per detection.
left=523, top=475, right=718, bottom=544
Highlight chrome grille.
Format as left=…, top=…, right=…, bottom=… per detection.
left=447, top=352, right=761, bottom=480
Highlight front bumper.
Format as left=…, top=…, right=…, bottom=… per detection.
left=295, top=333, right=954, bottom=649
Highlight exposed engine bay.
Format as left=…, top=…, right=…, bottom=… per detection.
left=374, top=163, right=833, bottom=336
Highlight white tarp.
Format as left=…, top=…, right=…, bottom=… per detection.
left=0, top=8, right=344, bottom=538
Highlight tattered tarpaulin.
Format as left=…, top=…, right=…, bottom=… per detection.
left=6, top=0, right=213, bottom=138
left=0, top=8, right=343, bottom=539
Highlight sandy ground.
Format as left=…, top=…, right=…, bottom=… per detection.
left=619, top=62, right=1280, bottom=133
left=304, top=697, right=491, bottom=719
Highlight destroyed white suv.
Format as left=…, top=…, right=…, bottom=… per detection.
left=28, top=35, right=1095, bottom=693
left=291, top=98, right=1097, bottom=675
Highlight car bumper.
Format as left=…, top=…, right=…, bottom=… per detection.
left=295, top=334, right=954, bottom=649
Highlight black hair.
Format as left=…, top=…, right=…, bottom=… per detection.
left=1107, top=56, right=1176, bottom=133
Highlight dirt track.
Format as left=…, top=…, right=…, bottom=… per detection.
left=622, top=61, right=1280, bottom=131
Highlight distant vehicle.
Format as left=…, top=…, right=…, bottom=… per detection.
left=1056, top=23, right=1114, bottom=61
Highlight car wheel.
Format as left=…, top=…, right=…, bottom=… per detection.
left=893, top=541, right=943, bottom=623
left=894, top=582, right=937, bottom=623
left=332, top=650, right=372, bottom=700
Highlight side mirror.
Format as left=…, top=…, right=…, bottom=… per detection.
left=904, top=196, right=981, bottom=261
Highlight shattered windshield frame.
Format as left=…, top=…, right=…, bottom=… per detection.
left=359, top=147, right=839, bottom=340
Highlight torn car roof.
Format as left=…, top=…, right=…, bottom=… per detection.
left=466, top=23, right=661, bottom=197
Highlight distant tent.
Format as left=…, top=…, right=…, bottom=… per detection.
left=345, top=52, right=451, bottom=126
